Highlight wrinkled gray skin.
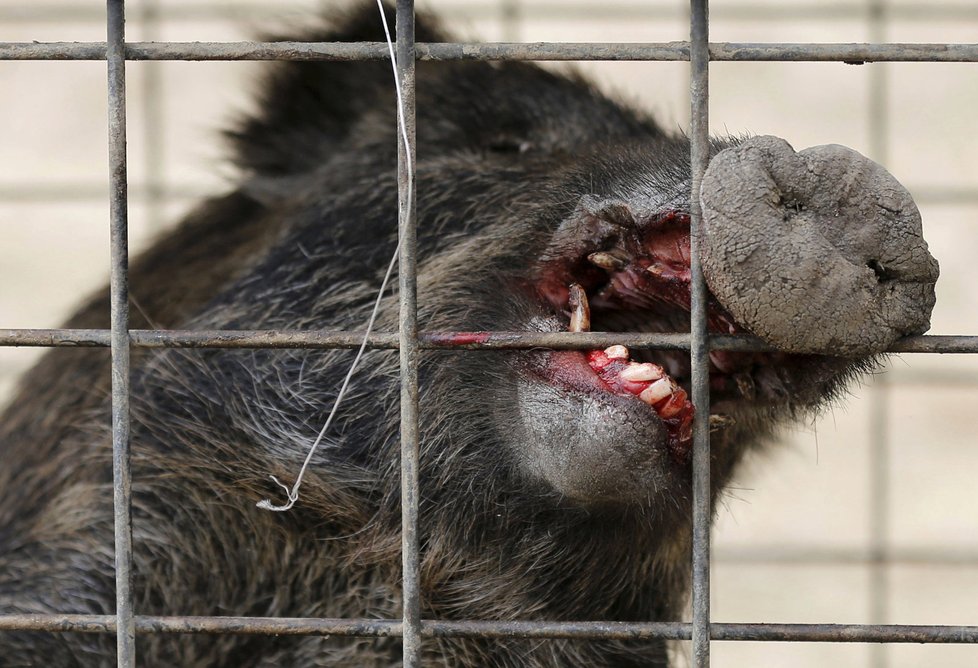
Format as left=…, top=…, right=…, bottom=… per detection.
left=702, top=135, right=939, bottom=355
left=0, top=5, right=939, bottom=668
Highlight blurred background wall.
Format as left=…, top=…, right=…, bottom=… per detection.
left=0, top=1, right=975, bottom=665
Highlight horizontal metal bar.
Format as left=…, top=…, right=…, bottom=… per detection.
left=1, top=615, right=976, bottom=643
left=0, top=329, right=668, bottom=350
left=1, top=329, right=976, bottom=354
left=711, top=624, right=978, bottom=644
left=707, top=42, right=978, bottom=64
left=1, top=41, right=977, bottom=63
left=885, top=336, right=978, bottom=353
left=4, top=2, right=978, bottom=24
left=0, top=329, right=394, bottom=349
left=0, top=329, right=688, bottom=350
left=0, top=615, right=399, bottom=637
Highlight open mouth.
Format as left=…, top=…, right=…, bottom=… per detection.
left=530, top=202, right=756, bottom=464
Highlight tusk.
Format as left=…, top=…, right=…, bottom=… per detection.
left=568, top=283, right=591, bottom=333
left=588, top=251, right=627, bottom=272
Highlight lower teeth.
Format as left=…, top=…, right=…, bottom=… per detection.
left=569, top=284, right=693, bottom=431
left=639, top=378, right=673, bottom=404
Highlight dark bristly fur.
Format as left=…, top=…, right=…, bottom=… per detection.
left=0, top=4, right=927, bottom=667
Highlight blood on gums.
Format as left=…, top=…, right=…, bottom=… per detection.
left=587, top=350, right=611, bottom=370
left=585, top=349, right=693, bottom=459
left=545, top=211, right=709, bottom=460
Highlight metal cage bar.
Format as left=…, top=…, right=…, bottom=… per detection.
left=2, top=329, right=976, bottom=353
left=1, top=1, right=977, bottom=665
left=688, top=0, right=712, bottom=664
left=2, top=40, right=978, bottom=62
left=1, top=613, right=977, bottom=643
left=106, top=1, right=136, bottom=666
left=395, top=1, right=423, bottom=664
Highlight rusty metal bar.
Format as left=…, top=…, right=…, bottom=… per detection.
left=688, top=0, right=711, bottom=665
left=1, top=614, right=977, bottom=643
left=2, top=41, right=978, bottom=62
left=1, top=329, right=977, bottom=354
left=106, top=1, right=135, bottom=666
left=394, top=1, right=422, bottom=665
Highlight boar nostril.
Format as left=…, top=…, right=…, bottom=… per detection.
left=867, top=259, right=892, bottom=282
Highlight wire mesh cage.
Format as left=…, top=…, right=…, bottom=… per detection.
left=0, top=1, right=977, bottom=666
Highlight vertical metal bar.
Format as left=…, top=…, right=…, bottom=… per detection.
left=138, top=0, right=165, bottom=231
left=106, top=1, right=135, bottom=666
left=396, top=1, right=422, bottom=666
left=688, top=0, right=711, bottom=666
left=867, top=5, right=891, bottom=668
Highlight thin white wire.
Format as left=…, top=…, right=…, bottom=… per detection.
left=258, top=0, right=414, bottom=511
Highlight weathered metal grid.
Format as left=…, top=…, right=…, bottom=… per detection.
left=0, top=2, right=976, bottom=667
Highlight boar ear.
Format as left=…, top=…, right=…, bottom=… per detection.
left=226, top=2, right=447, bottom=176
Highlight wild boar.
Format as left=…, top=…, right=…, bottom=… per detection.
left=0, top=4, right=938, bottom=666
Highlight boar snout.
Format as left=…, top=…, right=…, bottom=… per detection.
left=700, top=135, right=940, bottom=356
